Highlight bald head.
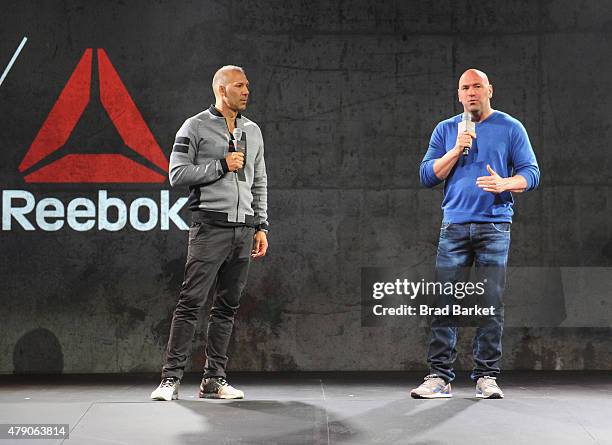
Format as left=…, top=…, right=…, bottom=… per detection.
left=212, top=65, right=250, bottom=113
left=212, top=65, right=246, bottom=98
left=457, top=68, right=493, bottom=121
left=459, top=69, right=490, bottom=88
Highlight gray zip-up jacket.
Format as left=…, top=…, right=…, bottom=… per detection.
left=169, top=106, right=268, bottom=229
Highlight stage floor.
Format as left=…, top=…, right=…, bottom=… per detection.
left=0, top=371, right=610, bottom=445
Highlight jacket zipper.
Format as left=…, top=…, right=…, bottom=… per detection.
left=224, top=119, right=241, bottom=223
left=234, top=167, right=240, bottom=222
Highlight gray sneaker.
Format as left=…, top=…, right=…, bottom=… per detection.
left=476, top=376, right=504, bottom=399
left=410, top=374, right=452, bottom=399
left=151, top=377, right=179, bottom=401
left=198, top=377, right=244, bottom=399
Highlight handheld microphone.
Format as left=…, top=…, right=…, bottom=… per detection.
left=458, top=112, right=476, bottom=156
left=232, top=128, right=246, bottom=181
left=232, top=128, right=243, bottom=151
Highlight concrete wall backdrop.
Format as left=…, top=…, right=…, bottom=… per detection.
left=1, top=0, right=611, bottom=373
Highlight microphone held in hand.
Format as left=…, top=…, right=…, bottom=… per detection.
left=232, top=128, right=243, bottom=149
left=232, top=128, right=246, bottom=181
left=458, top=112, right=476, bottom=157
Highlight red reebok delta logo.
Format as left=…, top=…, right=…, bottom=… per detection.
left=19, top=49, right=168, bottom=183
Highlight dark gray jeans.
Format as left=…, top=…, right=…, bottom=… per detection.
left=161, top=222, right=255, bottom=380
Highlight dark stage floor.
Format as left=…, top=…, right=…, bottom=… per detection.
left=0, top=371, right=610, bottom=445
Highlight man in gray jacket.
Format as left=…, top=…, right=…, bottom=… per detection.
left=151, top=65, right=268, bottom=401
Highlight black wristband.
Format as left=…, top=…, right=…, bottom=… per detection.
left=220, top=158, right=230, bottom=173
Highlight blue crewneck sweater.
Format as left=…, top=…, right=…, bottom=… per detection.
left=420, top=111, right=540, bottom=223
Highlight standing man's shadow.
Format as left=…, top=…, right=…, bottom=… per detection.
left=177, top=395, right=480, bottom=444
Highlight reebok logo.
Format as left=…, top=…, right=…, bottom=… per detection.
left=1, top=49, right=188, bottom=231
left=19, top=48, right=167, bottom=183
left=2, top=190, right=187, bottom=232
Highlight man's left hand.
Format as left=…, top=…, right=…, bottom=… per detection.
left=476, top=164, right=508, bottom=194
left=252, top=231, right=268, bottom=258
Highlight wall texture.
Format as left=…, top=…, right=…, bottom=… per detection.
left=1, top=0, right=611, bottom=373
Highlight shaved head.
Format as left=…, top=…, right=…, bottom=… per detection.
left=212, top=65, right=246, bottom=97
left=212, top=65, right=250, bottom=113
left=459, top=68, right=490, bottom=87
left=457, top=68, right=494, bottom=121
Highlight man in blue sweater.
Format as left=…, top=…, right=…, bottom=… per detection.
left=411, top=69, right=540, bottom=399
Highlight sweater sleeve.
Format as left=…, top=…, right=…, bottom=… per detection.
left=168, top=118, right=226, bottom=187
left=251, top=126, right=268, bottom=228
left=510, top=122, right=540, bottom=191
left=419, top=122, right=446, bottom=188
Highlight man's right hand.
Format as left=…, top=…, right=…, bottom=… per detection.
left=432, top=130, right=477, bottom=180
left=454, top=131, right=476, bottom=154
left=225, top=152, right=245, bottom=172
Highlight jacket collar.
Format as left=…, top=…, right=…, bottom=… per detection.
left=209, top=105, right=241, bottom=119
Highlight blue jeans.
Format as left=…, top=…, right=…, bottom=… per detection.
left=427, top=222, right=510, bottom=383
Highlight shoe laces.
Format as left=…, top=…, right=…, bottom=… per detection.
left=422, top=374, right=444, bottom=388
left=161, top=377, right=177, bottom=388
left=480, top=376, right=499, bottom=389
left=210, top=377, right=229, bottom=387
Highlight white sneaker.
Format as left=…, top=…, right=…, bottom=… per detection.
left=198, top=377, right=244, bottom=399
left=151, top=377, right=179, bottom=401
left=410, top=374, right=452, bottom=399
left=476, top=376, right=504, bottom=399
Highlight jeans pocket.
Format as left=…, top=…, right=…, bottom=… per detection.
left=188, top=223, right=202, bottom=243
left=441, top=221, right=452, bottom=230
left=491, top=222, right=511, bottom=233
